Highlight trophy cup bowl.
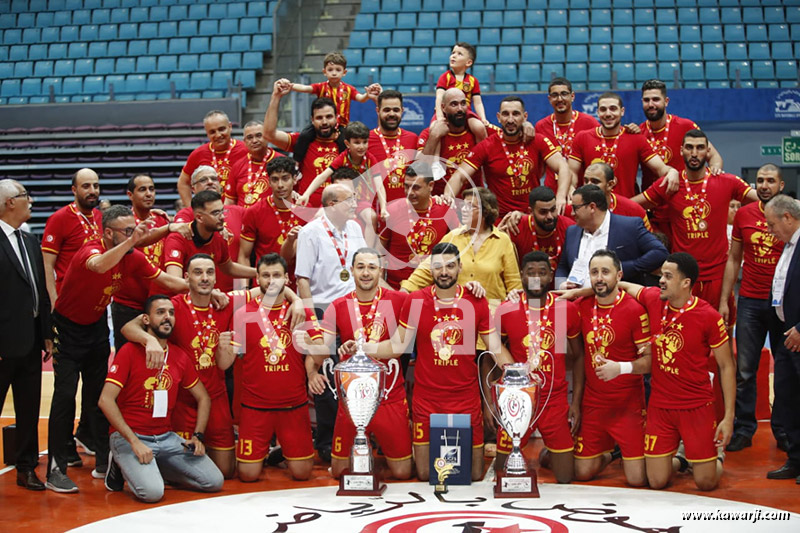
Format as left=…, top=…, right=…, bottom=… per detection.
left=323, top=341, right=400, bottom=496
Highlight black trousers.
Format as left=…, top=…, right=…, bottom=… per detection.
left=48, top=312, right=110, bottom=475
left=0, top=320, right=44, bottom=472
left=773, top=329, right=800, bottom=467
left=312, top=306, right=338, bottom=453
left=110, top=301, right=143, bottom=353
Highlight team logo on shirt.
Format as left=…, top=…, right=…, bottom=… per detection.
left=682, top=199, right=711, bottom=234
left=586, top=324, right=615, bottom=363
left=355, top=322, right=385, bottom=343
left=46, top=235, right=54, bottom=242
left=656, top=329, right=684, bottom=368
left=260, top=329, right=291, bottom=367
left=171, top=250, right=181, bottom=258
left=431, top=323, right=463, bottom=362
left=751, top=230, right=779, bottom=263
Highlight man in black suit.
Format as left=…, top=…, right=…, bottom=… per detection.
left=764, top=194, right=800, bottom=483
left=556, top=184, right=668, bottom=288
left=0, top=179, right=53, bottom=491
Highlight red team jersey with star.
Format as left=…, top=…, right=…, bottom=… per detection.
left=236, top=299, right=321, bottom=409
left=535, top=111, right=599, bottom=192
left=55, top=240, right=159, bottom=325
left=281, top=133, right=341, bottom=207
left=367, top=128, right=419, bottom=203
left=41, top=204, right=103, bottom=291
left=321, top=288, right=408, bottom=404
left=509, top=215, right=575, bottom=272
left=464, top=134, right=559, bottom=217
left=328, top=150, right=378, bottom=208
left=636, top=287, right=729, bottom=409
left=639, top=115, right=700, bottom=190
left=643, top=172, right=751, bottom=281
left=498, top=293, right=581, bottom=399
left=240, top=196, right=304, bottom=262
left=378, top=199, right=460, bottom=289
left=311, top=81, right=360, bottom=128
left=113, top=211, right=170, bottom=309
left=182, top=140, right=248, bottom=197
left=399, top=286, right=494, bottom=400
left=106, top=342, right=199, bottom=436
left=570, top=129, right=657, bottom=198
left=164, top=230, right=230, bottom=288
left=225, top=150, right=285, bottom=208
left=436, top=70, right=480, bottom=107
left=416, top=128, right=478, bottom=195
left=608, top=192, right=652, bottom=231
left=577, top=292, right=651, bottom=408
left=731, top=201, right=785, bottom=299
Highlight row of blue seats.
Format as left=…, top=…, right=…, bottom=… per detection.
left=0, top=71, right=256, bottom=97
left=0, top=18, right=274, bottom=44
left=1, top=91, right=236, bottom=106
left=347, top=42, right=800, bottom=68
left=353, top=7, right=798, bottom=31
left=1, top=0, right=269, bottom=13
left=349, top=23, right=798, bottom=49
left=359, top=0, right=794, bottom=12
left=0, top=3, right=270, bottom=28
left=0, top=37, right=271, bottom=61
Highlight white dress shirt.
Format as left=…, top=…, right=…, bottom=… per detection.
left=772, top=225, right=800, bottom=322
left=568, top=210, right=611, bottom=287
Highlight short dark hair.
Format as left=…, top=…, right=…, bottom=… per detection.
left=573, top=184, right=608, bottom=211
left=500, top=95, right=525, bottom=110
left=529, top=186, right=555, bottom=208
left=102, top=204, right=132, bottom=228
left=590, top=249, right=622, bottom=272
left=666, top=252, right=699, bottom=286
left=431, top=241, right=460, bottom=259
left=453, top=41, right=476, bottom=62
left=310, top=97, right=336, bottom=117
left=331, top=167, right=360, bottom=182
left=343, top=121, right=369, bottom=141
left=191, top=189, right=221, bottom=210
left=323, top=51, right=347, bottom=68
left=244, top=119, right=263, bottom=129
left=126, top=174, right=152, bottom=193
left=548, top=77, right=573, bottom=93
left=378, top=89, right=403, bottom=106
left=352, top=246, right=382, bottom=266
left=683, top=129, right=708, bottom=144
left=256, top=252, right=288, bottom=274
left=266, top=156, right=297, bottom=177
left=598, top=91, right=623, bottom=106
left=641, top=79, right=667, bottom=96
left=758, top=163, right=783, bottom=179
left=585, top=162, right=615, bottom=183
left=405, top=161, right=435, bottom=183
left=144, top=294, right=171, bottom=315
left=187, top=253, right=214, bottom=270
left=521, top=250, right=552, bottom=271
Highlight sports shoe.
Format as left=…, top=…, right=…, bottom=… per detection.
left=725, top=434, right=752, bottom=452
left=75, top=436, right=96, bottom=456
left=66, top=448, right=83, bottom=468
left=104, top=453, right=123, bottom=492
left=675, top=441, right=691, bottom=473
left=610, top=445, right=622, bottom=462
left=265, top=446, right=285, bottom=467
left=717, top=446, right=725, bottom=464
left=46, top=468, right=79, bottom=493
left=91, top=463, right=107, bottom=479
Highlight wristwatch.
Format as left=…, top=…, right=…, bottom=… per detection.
left=192, top=431, right=205, bottom=443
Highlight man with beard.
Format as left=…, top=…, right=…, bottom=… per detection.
left=344, top=242, right=512, bottom=481
left=367, top=90, right=419, bottom=203
left=177, top=110, right=248, bottom=207
left=417, top=88, right=480, bottom=196
left=573, top=250, right=651, bottom=487
left=636, top=130, right=757, bottom=310
left=46, top=206, right=189, bottom=492
left=721, top=164, right=788, bottom=452
left=265, top=80, right=343, bottom=208
left=445, top=96, right=571, bottom=218
left=234, top=253, right=322, bottom=481
left=494, top=251, right=583, bottom=483
left=310, top=248, right=413, bottom=481
left=225, top=120, right=285, bottom=208
left=583, top=163, right=652, bottom=231
left=99, top=295, right=223, bottom=502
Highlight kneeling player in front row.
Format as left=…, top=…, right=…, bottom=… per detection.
left=99, top=295, right=223, bottom=503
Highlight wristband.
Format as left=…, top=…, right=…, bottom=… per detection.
left=619, top=361, right=633, bottom=375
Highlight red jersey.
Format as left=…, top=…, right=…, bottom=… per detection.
left=417, top=128, right=478, bottom=196
left=643, top=171, right=751, bottom=281
left=41, top=203, right=103, bottom=292
left=367, top=128, right=419, bottom=203
left=399, top=285, right=494, bottom=399
left=639, top=114, right=700, bottom=190
left=114, top=210, right=170, bottom=309
left=106, top=342, right=199, bottom=436
left=216, top=204, right=244, bottom=292
left=182, top=140, right=248, bottom=197
left=509, top=214, right=574, bottom=272
left=173, top=206, right=194, bottom=224
left=497, top=293, right=581, bottom=399
left=609, top=192, right=652, bottom=231
left=163, top=227, right=231, bottom=288
left=378, top=198, right=460, bottom=289
left=237, top=299, right=321, bottom=409
left=240, top=195, right=304, bottom=261
left=329, top=150, right=378, bottom=207
left=224, top=149, right=284, bottom=208
left=570, top=128, right=657, bottom=198
left=311, top=81, right=360, bottom=128
left=321, top=288, right=408, bottom=404
left=464, top=133, right=558, bottom=217
left=636, top=287, right=729, bottom=409
left=436, top=70, right=480, bottom=108
left=535, top=111, right=599, bottom=192
left=280, top=132, right=341, bottom=207
left=55, top=240, right=159, bottom=325
left=732, top=201, right=785, bottom=299
left=577, top=292, right=650, bottom=408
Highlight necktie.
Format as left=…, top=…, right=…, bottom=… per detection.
left=14, top=229, right=39, bottom=316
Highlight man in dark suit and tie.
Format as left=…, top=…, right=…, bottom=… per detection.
left=764, top=194, right=800, bottom=483
left=0, top=179, right=53, bottom=491
left=556, top=184, right=668, bottom=288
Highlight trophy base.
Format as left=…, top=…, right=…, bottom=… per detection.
left=494, top=471, right=540, bottom=498
left=434, top=484, right=448, bottom=495
left=337, top=470, right=387, bottom=496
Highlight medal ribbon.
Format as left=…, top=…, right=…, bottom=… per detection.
left=186, top=295, right=215, bottom=357
left=432, top=286, right=464, bottom=356
left=257, top=299, right=291, bottom=356
left=406, top=200, right=433, bottom=255
left=551, top=111, right=578, bottom=151
left=645, top=114, right=672, bottom=161
left=523, top=292, right=554, bottom=366
left=321, top=216, right=349, bottom=271
left=210, top=140, right=235, bottom=172
left=376, top=128, right=403, bottom=179
left=499, top=138, right=525, bottom=176
left=658, top=296, right=694, bottom=340
left=527, top=217, right=562, bottom=270
left=682, top=168, right=711, bottom=227
left=268, top=196, right=299, bottom=244
left=71, top=203, right=101, bottom=240
left=590, top=290, right=623, bottom=353
left=351, top=287, right=383, bottom=343
left=596, top=127, right=623, bottom=169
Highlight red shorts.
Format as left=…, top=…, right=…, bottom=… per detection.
left=412, top=393, right=483, bottom=447
left=645, top=402, right=718, bottom=462
left=172, top=393, right=234, bottom=450
left=575, top=401, right=645, bottom=460
left=497, top=395, right=574, bottom=454
left=236, top=404, right=314, bottom=463
left=332, top=398, right=412, bottom=462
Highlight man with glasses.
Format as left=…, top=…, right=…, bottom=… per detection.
left=46, top=206, right=191, bottom=492
left=224, top=120, right=286, bottom=209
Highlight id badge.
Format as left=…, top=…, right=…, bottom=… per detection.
left=567, top=258, right=588, bottom=287
left=152, top=389, right=168, bottom=418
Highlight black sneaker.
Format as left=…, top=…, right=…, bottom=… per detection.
left=610, top=445, right=622, bottom=462
left=725, top=434, right=752, bottom=452
left=265, top=446, right=285, bottom=467
left=317, top=448, right=331, bottom=463
left=75, top=435, right=96, bottom=457
left=104, top=453, right=123, bottom=492
left=66, top=449, right=83, bottom=468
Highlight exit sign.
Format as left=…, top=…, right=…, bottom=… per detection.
left=761, top=145, right=781, bottom=156
left=783, top=137, right=800, bottom=164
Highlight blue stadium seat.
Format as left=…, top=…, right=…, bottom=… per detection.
left=755, top=80, right=778, bottom=88
left=34, top=60, right=53, bottom=77
left=439, top=12, right=459, bottom=28
left=125, top=74, right=147, bottom=93
left=656, top=8, right=677, bottom=24
left=418, top=13, right=438, bottom=29
left=752, top=60, right=775, bottom=80
left=681, top=43, right=702, bottom=60
left=748, top=42, right=770, bottom=60
left=60, top=26, right=78, bottom=42
left=590, top=26, right=611, bottom=44
left=542, top=62, right=564, bottom=79
left=427, top=46, right=447, bottom=66
left=484, top=12, right=503, bottom=27
left=62, top=76, right=83, bottom=95
left=592, top=8, right=612, bottom=25
left=116, top=57, right=135, bottom=74
left=516, top=82, right=539, bottom=92
left=169, top=5, right=188, bottom=19
left=147, top=73, right=170, bottom=92
left=703, top=43, right=724, bottom=60
left=635, top=62, right=657, bottom=81
left=231, top=36, right=250, bottom=52
left=726, top=43, right=748, bottom=60
left=363, top=49, right=384, bottom=66
left=0, top=62, right=12, bottom=79
left=380, top=66, right=403, bottom=86
left=75, top=58, right=93, bottom=75
left=0, top=14, right=15, bottom=29
left=548, top=9, right=567, bottom=26
left=655, top=43, right=677, bottom=61
left=614, top=8, right=633, bottom=25
left=150, top=5, right=167, bottom=21
left=95, top=57, right=114, bottom=74
left=199, top=54, right=220, bottom=71
left=792, top=24, right=800, bottom=41
left=354, top=14, right=374, bottom=30
left=178, top=21, right=197, bottom=37
left=680, top=25, right=701, bottom=42
left=776, top=60, right=798, bottom=80
left=423, top=0, right=443, bottom=11
left=386, top=48, right=407, bottom=65
left=589, top=63, right=610, bottom=82
left=220, top=19, right=239, bottom=35
left=568, top=26, right=589, bottom=44
left=189, top=37, right=209, bottom=54
left=498, top=45, right=520, bottom=63
left=612, top=43, right=633, bottom=61
left=742, top=7, right=763, bottom=24
left=678, top=7, right=698, bottom=24
left=371, top=30, right=392, bottom=48
left=698, top=7, right=720, bottom=24
left=128, top=40, right=147, bottom=57
left=36, top=12, right=54, bottom=27
left=348, top=31, right=369, bottom=49
left=658, top=62, right=681, bottom=81
left=708, top=81, right=730, bottom=89
left=457, top=28, right=478, bottom=43
left=503, top=10, right=524, bottom=27
left=472, top=64, right=494, bottom=85
left=139, top=22, right=158, bottom=39
left=705, top=61, right=727, bottom=80
left=634, top=8, right=654, bottom=25
left=129, top=6, right=148, bottom=23
left=1, top=79, right=21, bottom=97
left=242, top=52, right=262, bottom=69
left=746, top=24, right=768, bottom=41
left=228, top=2, right=246, bottom=18
left=190, top=72, right=211, bottom=91
left=570, top=9, right=590, bottom=26
left=158, top=21, right=177, bottom=38
left=657, top=25, right=678, bottom=42
left=210, top=37, right=231, bottom=53
left=392, top=30, right=412, bottom=47
left=13, top=61, right=33, bottom=78
left=42, top=76, right=61, bottom=93
left=110, top=8, right=128, bottom=23
left=464, top=0, right=484, bottom=9
left=764, top=7, right=784, bottom=23
left=83, top=75, right=104, bottom=94
left=78, top=25, right=98, bottom=41
left=404, top=66, right=426, bottom=84
left=633, top=25, right=654, bottom=42
left=9, top=45, right=26, bottom=61
left=721, top=7, right=742, bottom=24
left=413, top=30, right=434, bottom=47
left=493, top=63, right=515, bottom=83
left=728, top=61, right=751, bottom=80
left=346, top=49, right=362, bottom=67
left=682, top=61, right=704, bottom=81
left=480, top=28, right=501, bottom=45
left=478, top=45, right=497, bottom=63
left=543, top=44, right=565, bottom=63
left=199, top=20, right=219, bottom=36
left=525, top=9, right=545, bottom=25
left=49, top=43, right=67, bottom=59
left=117, top=23, right=136, bottom=40
left=461, top=11, right=480, bottom=28
left=220, top=53, right=241, bottom=70
left=518, top=64, right=540, bottom=83
left=157, top=55, right=177, bottom=72
left=616, top=26, right=636, bottom=43
left=177, top=55, right=197, bottom=72
left=53, top=59, right=74, bottom=76
left=524, top=28, right=545, bottom=44
left=773, top=42, right=794, bottom=60
left=252, top=35, right=270, bottom=52
left=86, top=41, right=106, bottom=58
left=501, top=28, right=522, bottom=45
left=521, top=45, right=542, bottom=63
left=564, top=63, right=586, bottom=82
left=769, top=24, right=790, bottom=41
left=105, top=74, right=125, bottom=92
left=547, top=27, right=567, bottom=44
left=684, top=81, right=707, bottom=89
left=565, top=44, right=587, bottom=63
left=788, top=7, right=800, bottom=24
left=613, top=62, right=634, bottom=82
left=724, top=24, right=745, bottom=41
left=40, top=27, right=59, bottom=43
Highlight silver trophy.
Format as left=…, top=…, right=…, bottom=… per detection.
left=323, top=339, right=400, bottom=496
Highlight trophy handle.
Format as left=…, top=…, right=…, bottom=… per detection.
left=321, top=358, right=338, bottom=400
left=477, top=351, right=503, bottom=428
left=529, top=363, right=555, bottom=428
left=383, top=358, right=401, bottom=400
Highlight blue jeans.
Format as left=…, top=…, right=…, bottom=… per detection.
left=733, top=297, right=786, bottom=439
left=109, top=431, right=223, bottom=503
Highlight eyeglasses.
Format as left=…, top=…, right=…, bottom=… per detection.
left=191, top=175, right=219, bottom=186
left=110, top=227, right=135, bottom=237
left=202, top=209, right=225, bottom=218
left=12, top=190, right=30, bottom=199
left=548, top=91, right=572, bottom=100
left=330, top=196, right=357, bottom=205
left=572, top=202, right=591, bottom=211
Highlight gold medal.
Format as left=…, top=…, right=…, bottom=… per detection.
left=438, top=345, right=453, bottom=361
left=268, top=352, right=282, bottom=365
left=698, top=219, right=708, bottom=231
left=198, top=354, right=212, bottom=368
left=340, top=269, right=350, bottom=282
left=244, top=194, right=253, bottom=205
left=277, top=234, right=285, bottom=245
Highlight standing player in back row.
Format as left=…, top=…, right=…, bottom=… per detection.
left=367, top=90, right=419, bottom=203
left=433, top=42, right=489, bottom=147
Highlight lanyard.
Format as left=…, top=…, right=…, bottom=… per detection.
left=406, top=200, right=434, bottom=255
left=210, top=140, right=235, bottom=171
left=551, top=111, right=578, bottom=151
left=268, top=196, right=299, bottom=245
left=658, top=297, right=694, bottom=340
left=527, top=217, right=562, bottom=270
left=523, top=293, right=554, bottom=366
left=321, top=217, right=349, bottom=271
left=351, top=288, right=383, bottom=343
left=186, top=295, right=215, bottom=358
left=644, top=114, right=672, bottom=161
left=499, top=138, right=525, bottom=177
left=70, top=203, right=100, bottom=239
left=595, top=128, right=623, bottom=169
left=589, top=291, right=623, bottom=352
left=257, top=299, right=291, bottom=362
